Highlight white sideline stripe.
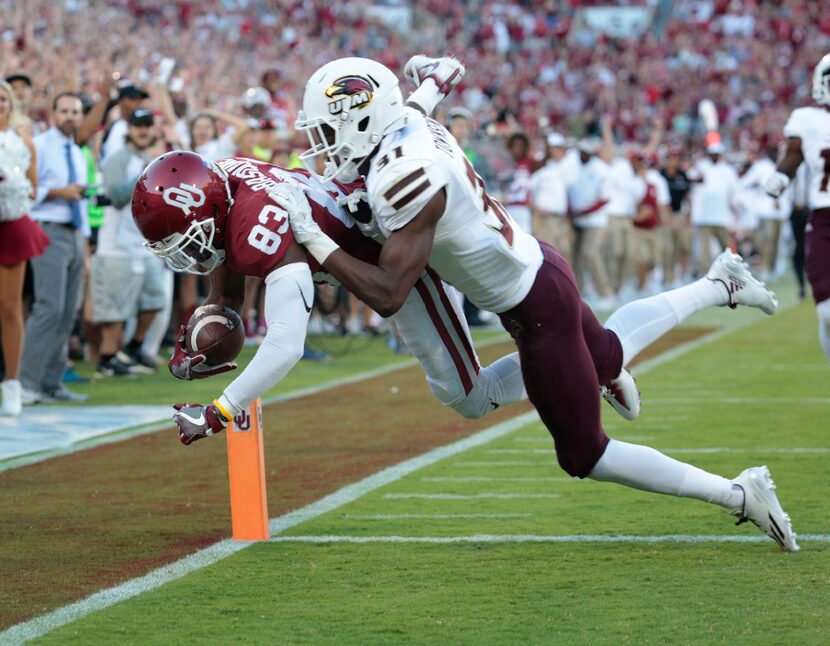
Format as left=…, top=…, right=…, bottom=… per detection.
left=343, top=513, right=532, bottom=520
left=647, top=397, right=830, bottom=405
left=268, top=533, right=830, bottom=545
left=488, top=447, right=830, bottom=455
left=658, top=447, right=830, bottom=454
left=0, top=334, right=512, bottom=474
left=422, top=477, right=568, bottom=482
left=383, top=493, right=560, bottom=500
left=0, top=410, right=539, bottom=645
left=2, top=316, right=787, bottom=641
left=487, top=449, right=553, bottom=454
left=456, top=461, right=552, bottom=467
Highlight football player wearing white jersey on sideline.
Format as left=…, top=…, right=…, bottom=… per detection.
left=271, top=56, right=798, bottom=551
left=765, top=52, right=830, bottom=363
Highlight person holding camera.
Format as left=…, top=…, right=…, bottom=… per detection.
left=18, top=92, right=90, bottom=404
left=91, top=108, right=169, bottom=377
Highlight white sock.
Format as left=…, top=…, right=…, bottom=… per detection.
left=818, top=299, right=830, bottom=363
left=589, top=439, right=743, bottom=510
left=605, top=278, right=726, bottom=366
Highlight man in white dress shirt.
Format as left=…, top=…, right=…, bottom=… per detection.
left=19, top=93, right=90, bottom=404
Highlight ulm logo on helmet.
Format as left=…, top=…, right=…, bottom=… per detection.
left=325, top=75, right=374, bottom=115
left=163, top=184, right=206, bottom=217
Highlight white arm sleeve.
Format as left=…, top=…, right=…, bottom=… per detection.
left=220, top=262, right=313, bottom=413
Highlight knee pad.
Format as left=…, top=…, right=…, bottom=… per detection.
left=428, top=378, right=490, bottom=420
left=448, top=385, right=492, bottom=420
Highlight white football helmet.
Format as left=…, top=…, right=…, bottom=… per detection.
left=295, top=57, right=407, bottom=183
left=812, top=53, right=830, bottom=105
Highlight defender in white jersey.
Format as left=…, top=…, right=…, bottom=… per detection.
left=765, top=52, right=830, bottom=363
left=276, top=57, right=798, bottom=551
left=131, top=57, right=528, bottom=446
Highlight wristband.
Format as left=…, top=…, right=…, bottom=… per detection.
left=406, top=79, right=442, bottom=116
left=304, top=233, right=340, bottom=265
left=213, top=394, right=238, bottom=422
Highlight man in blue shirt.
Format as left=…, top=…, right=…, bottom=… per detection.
left=19, top=92, right=90, bottom=403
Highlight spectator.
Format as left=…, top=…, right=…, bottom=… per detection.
left=604, top=146, right=644, bottom=296
left=19, top=92, right=89, bottom=404
left=529, top=132, right=577, bottom=262
left=740, top=146, right=790, bottom=281
left=100, top=81, right=149, bottom=163
left=93, top=108, right=168, bottom=377
left=568, top=138, right=615, bottom=308
left=5, top=73, right=41, bottom=136
left=660, top=147, right=693, bottom=287
left=689, top=141, right=739, bottom=274
left=0, top=79, right=48, bottom=415
left=503, top=132, right=544, bottom=234
left=189, top=109, right=249, bottom=162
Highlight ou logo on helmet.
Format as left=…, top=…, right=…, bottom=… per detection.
left=163, top=184, right=206, bottom=216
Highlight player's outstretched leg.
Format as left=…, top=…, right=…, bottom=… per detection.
left=589, top=440, right=799, bottom=552
left=605, top=249, right=777, bottom=367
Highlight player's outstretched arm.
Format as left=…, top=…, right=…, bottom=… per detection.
left=404, top=55, right=465, bottom=116
left=270, top=181, right=445, bottom=317
left=765, top=137, right=804, bottom=197
left=172, top=262, right=314, bottom=445
left=169, top=264, right=247, bottom=380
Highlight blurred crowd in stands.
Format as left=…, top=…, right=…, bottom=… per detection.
left=0, top=0, right=827, bottom=414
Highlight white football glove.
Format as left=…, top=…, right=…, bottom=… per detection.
left=404, top=55, right=466, bottom=116
left=267, top=182, right=339, bottom=264
left=337, top=188, right=369, bottom=214
left=763, top=171, right=790, bottom=198
left=336, top=190, right=382, bottom=241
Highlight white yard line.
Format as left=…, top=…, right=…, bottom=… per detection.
left=383, top=493, right=560, bottom=499
left=657, top=447, right=830, bottom=454
left=1, top=311, right=793, bottom=642
left=421, top=477, right=568, bottom=482
left=455, top=461, right=553, bottom=466
left=486, top=449, right=553, bottom=454
left=0, top=410, right=542, bottom=646
left=268, top=533, right=830, bottom=545
left=343, top=513, right=533, bottom=520
left=646, top=397, right=830, bottom=405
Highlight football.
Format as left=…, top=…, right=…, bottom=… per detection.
left=185, top=305, right=245, bottom=365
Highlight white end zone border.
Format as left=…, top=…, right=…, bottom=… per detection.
left=0, top=303, right=805, bottom=642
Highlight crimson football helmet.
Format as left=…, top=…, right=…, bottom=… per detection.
left=132, top=151, right=233, bottom=274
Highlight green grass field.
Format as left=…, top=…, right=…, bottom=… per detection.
left=9, top=288, right=830, bottom=644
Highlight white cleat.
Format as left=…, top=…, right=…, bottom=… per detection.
left=706, top=249, right=778, bottom=315
left=731, top=466, right=799, bottom=552
left=601, top=368, right=640, bottom=421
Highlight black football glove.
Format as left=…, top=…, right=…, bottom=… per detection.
left=172, top=403, right=230, bottom=445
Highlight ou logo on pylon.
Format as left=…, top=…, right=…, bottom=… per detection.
left=163, top=184, right=206, bottom=215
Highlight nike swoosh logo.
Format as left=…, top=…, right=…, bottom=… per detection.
left=296, top=281, right=312, bottom=313
left=189, top=411, right=206, bottom=426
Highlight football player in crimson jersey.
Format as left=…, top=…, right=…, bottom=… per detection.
left=765, top=52, right=830, bottom=364
left=277, top=56, right=798, bottom=550
left=131, top=56, right=535, bottom=447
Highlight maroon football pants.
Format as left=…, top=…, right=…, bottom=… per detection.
left=806, top=210, right=830, bottom=304
left=498, top=241, right=623, bottom=478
